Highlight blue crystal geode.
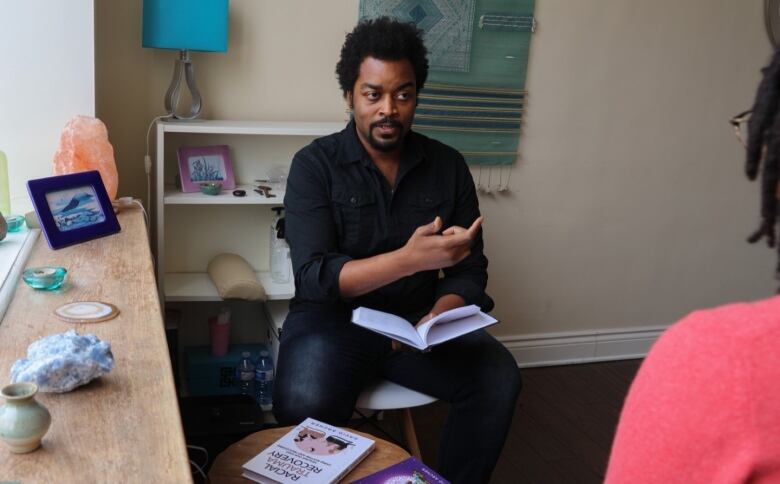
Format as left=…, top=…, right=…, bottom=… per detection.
left=10, top=330, right=114, bottom=393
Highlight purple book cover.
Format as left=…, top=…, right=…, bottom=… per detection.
left=351, top=456, right=450, bottom=484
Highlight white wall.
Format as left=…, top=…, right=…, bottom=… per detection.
left=0, top=0, right=95, bottom=214
left=96, top=0, right=776, bottom=343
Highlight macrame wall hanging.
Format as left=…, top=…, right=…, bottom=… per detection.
left=359, top=0, right=536, bottom=193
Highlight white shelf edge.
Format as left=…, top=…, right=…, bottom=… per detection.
left=159, top=120, right=345, bottom=136
left=0, top=229, right=40, bottom=323
left=163, top=184, right=285, bottom=205
left=263, top=300, right=289, bottom=334
left=164, top=271, right=294, bottom=302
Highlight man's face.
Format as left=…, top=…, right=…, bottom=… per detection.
left=348, top=57, right=417, bottom=154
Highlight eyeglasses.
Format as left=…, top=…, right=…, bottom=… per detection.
left=729, top=109, right=751, bottom=148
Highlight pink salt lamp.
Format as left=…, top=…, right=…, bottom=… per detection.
left=52, top=116, right=118, bottom=200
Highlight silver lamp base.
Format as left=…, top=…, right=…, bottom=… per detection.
left=164, top=50, right=203, bottom=120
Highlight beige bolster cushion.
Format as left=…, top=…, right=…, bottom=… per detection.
left=207, top=253, right=267, bottom=301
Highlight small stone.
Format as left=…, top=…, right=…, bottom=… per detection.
left=52, top=116, right=118, bottom=200
left=10, top=330, right=114, bottom=393
left=24, top=211, right=39, bottom=229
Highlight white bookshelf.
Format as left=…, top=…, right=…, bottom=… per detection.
left=262, top=300, right=289, bottom=366
left=164, top=271, right=294, bottom=302
left=160, top=120, right=343, bottom=136
left=155, top=119, right=341, bottom=404
left=155, top=119, right=343, bottom=302
left=163, top=184, right=285, bottom=205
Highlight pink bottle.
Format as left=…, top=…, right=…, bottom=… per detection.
left=209, top=307, right=231, bottom=357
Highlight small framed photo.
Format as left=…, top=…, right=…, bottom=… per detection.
left=27, top=170, right=121, bottom=250
left=177, top=145, right=235, bottom=193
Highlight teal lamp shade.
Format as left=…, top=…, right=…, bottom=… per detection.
left=142, top=0, right=229, bottom=52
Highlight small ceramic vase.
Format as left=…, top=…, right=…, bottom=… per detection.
left=0, top=382, right=51, bottom=453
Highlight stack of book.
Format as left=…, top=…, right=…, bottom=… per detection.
left=242, top=418, right=450, bottom=483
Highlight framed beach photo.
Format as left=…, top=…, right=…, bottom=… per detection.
left=177, top=145, right=235, bottom=193
left=27, top=170, right=121, bottom=250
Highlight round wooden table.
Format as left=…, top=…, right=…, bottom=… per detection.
left=208, top=426, right=410, bottom=483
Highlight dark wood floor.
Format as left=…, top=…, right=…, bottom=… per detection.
left=357, top=359, right=643, bottom=484
left=185, top=359, right=642, bottom=483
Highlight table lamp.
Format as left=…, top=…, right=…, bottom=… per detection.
left=142, top=0, right=229, bottom=119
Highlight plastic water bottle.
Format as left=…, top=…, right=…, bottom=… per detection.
left=269, top=208, right=291, bottom=284
left=236, top=351, right=255, bottom=396
left=254, top=350, right=275, bottom=407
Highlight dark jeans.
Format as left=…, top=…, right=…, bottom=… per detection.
left=273, top=311, right=522, bottom=484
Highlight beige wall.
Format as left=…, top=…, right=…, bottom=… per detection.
left=97, top=0, right=774, bottom=337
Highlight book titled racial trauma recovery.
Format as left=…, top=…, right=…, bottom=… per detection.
left=242, top=418, right=375, bottom=483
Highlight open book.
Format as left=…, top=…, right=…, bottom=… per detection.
left=351, top=305, right=498, bottom=351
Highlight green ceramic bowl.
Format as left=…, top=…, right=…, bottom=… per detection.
left=199, top=182, right=223, bottom=196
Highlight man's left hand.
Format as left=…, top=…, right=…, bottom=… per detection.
left=390, top=312, right=437, bottom=352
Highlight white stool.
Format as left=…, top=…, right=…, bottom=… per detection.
left=355, top=379, right=437, bottom=460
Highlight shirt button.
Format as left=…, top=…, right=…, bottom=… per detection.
left=350, top=196, right=357, bottom=204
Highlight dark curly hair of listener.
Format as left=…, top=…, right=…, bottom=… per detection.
left=745, top=48, right=780, bottom=276
left=336, top=17, right=429, bottom=97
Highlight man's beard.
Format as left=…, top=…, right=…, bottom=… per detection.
left=367, top=117, right=406, bottom=152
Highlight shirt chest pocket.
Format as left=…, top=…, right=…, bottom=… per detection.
left=333, top=190, right=377, bottom=250
left=406, top=190, right=450, bottom=229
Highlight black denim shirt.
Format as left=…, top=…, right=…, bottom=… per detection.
left=284, top=121, right=493, bottom=321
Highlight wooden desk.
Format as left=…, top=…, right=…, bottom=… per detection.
left=0, top=208, right=192, bottom=483
left=209, top=426, right=410, bottom=483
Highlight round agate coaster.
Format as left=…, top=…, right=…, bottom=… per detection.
left=54, top=301, right=119, bottom=323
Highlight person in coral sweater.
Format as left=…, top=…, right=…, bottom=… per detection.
left=605, top=49, right=780, bottom=484
left=604, top=297, right=780, bottom=483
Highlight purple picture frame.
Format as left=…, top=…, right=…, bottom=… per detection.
left=177, top=144, right=235, bottom=193
left=27, top=170, right=121, bottom=250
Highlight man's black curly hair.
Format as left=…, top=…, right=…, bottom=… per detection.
left=745, top=48, right=780, bottom=276
left=336, top=17, right=429, bottom=97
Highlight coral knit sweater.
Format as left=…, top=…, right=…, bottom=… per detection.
left=605, top=296, right=780, bottom=483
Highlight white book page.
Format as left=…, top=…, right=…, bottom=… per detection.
left=352, top=307, right=424, bottom=349
left=242, top=470, right=278, bottom=483
left=424, top=312, right=497, bottom=347
left=416, top=305, right=481, bottom=341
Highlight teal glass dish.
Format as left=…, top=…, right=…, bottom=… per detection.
left=22, top=267, right=67, bottom=290
left=5, top=215, right=24, bottom=232
left=199, top=182, right=223, bottom=196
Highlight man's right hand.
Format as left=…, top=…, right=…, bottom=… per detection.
left=338, top=216, right=483, bottom=298
left=400, top=216, right=483, bottom=274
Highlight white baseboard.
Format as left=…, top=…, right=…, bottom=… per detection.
left=497, top=325, right=668, bottom=368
